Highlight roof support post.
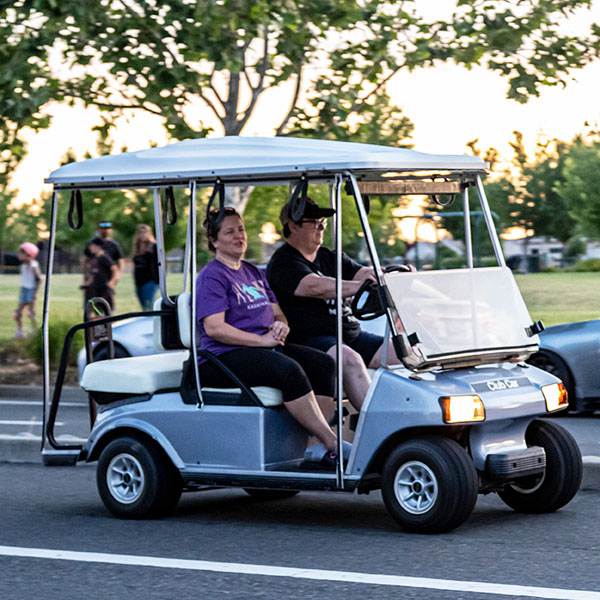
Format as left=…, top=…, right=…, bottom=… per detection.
left=463, top=186, right=474, bottom=269
left=41, top=190, right=58, bottom=450
left=475, top=176, right=506, bottom=268
left=332, top=174, right=344, bottom=489
left=188, top=180, right=204, bottom=408
left=153, top=188, right=175, bottom=306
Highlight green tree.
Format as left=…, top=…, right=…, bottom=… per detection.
left=465, top=131, right=577, bottom=243
left=558, top=141, right=600, bottom=238
left=2, top=0, right=600, bottom=177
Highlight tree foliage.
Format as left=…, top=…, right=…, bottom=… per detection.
left=3, top=0, right=600, bottom=256
left=2, top=1, right=599, bottom=149
left=557, top=141, right=600, bottom=237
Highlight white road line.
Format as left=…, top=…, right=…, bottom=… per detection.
left=0, top=420, right=63, bottom=426
left=583, top=456, right=600, bottom=465
left=0, top=400, right=84, bottom=407
left=0, top=434, right=85, bottom=442
left=0, top=545, right=598, bottom=599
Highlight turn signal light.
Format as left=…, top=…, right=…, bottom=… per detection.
left=542, top=383, right=569, bottom=413
left=439, top=395, right=485, bottom=424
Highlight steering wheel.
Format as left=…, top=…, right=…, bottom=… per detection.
left=350, top=279, right=382, bottom=321
left=350, top=265, right=413, bottom=321
left=383, top=264, right=413, bottom=274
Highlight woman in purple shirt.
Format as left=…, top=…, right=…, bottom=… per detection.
left=196, top=208, right=339, bottom=458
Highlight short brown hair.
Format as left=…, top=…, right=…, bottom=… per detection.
left=203, top=207, right=241, bottom=252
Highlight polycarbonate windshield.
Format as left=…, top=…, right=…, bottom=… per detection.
left=384, top=267, right=538, bottom=365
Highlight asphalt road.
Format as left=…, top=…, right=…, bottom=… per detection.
left=2, top=387, right=600, bottom=599
left=1, top=461, right=600, bottom=599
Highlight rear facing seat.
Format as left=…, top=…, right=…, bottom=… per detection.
left=81, top=293, right=283, bottom=406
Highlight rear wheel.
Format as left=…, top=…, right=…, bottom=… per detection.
left=97, top=436, right=182, bottom=518
left=498, top=420, right=582, bottom=513
left=381, top=437, right=478, bottom=533
left=243, top=489, right=299, bottom=500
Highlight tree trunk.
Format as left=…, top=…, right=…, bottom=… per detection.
left=224, top=186, right=253, bottom=214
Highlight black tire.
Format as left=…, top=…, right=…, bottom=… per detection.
left=527, top=351, right=575, bottom=411
left=243, top=489, right=299, bottom=501
left=498, top=420, right=582, bottom=513
left=97, top=436, right=182, bottom=518
left=93, top=343, right=130, bottom=362
left=381, top=437, right=478, bottom=534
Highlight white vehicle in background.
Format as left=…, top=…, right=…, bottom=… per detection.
left=76, top=316, right=157, bottom=378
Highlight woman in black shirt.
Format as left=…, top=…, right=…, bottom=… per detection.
left=132, top=224, right=159, bottom=310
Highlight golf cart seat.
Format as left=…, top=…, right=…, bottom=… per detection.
left=175, top=293, right=283, bottom=407
left=80, top=351, right=188, bottom=395
left=81, top=293, right=283, bottom=407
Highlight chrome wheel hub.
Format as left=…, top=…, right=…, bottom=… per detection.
left=107, top=453, right=145, bottom=504
left=394, top=460, right=438, bottom=515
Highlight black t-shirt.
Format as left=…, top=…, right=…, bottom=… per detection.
left=267, top=243, right=363, bottom=342
left=102, top=239, right=123, bottom=264
left=89, top=253, right=114, bottom=291
left=133, top=242, right=159, bottom=287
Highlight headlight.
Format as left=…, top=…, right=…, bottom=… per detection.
left=439, top=395, right=485, bottom=424
left=542, top=383, right=568, bottom=412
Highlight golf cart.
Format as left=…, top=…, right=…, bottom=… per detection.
left=41, top=137, right=582, bottom=533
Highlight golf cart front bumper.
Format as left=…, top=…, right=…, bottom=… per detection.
left=485, top=446, right=546, bottom=480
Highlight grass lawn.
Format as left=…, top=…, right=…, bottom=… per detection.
left=1, top=271, right=600, bottom=345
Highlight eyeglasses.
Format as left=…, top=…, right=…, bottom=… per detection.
left=301, top=218, right=327, bottom=230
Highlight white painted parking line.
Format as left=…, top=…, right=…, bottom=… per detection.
left=0, top=434, right=85, bottom=442
left=0, top=545, right=598, bottom=599
left=0, top=400, right=84, bottom=407
left=0, top=420, right=63, bottom=426
left=582, top=456, right=600, bottom=465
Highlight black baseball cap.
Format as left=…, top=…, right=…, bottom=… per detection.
left=280, top=197, right=335, bottom=227
left=98, top=221, right=113, bottom=229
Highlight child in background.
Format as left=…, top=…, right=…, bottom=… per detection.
left=14, top=242, right=42, bottom=339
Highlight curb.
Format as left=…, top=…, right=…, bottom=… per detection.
left=0, top=435, right=87, bottom=465
left=0, top=385, right=87, bottom=464
left=0, top=436, right=43, bottom=464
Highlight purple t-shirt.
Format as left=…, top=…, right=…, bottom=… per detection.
left=196, top=259, right=277, bottom=357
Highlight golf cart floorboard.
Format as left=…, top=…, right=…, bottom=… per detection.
left=181, top=471, right=359, bottom=492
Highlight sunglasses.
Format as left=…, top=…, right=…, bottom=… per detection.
left=301, top=218, right=327, bottom=230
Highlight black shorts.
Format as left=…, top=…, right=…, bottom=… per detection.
left=198, top=344, right=335, bottom=402
left=298, top=330, right=383, bottom=368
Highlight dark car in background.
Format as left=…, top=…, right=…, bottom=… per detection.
left=527, top=320, right=600, bottom=414
left=0, top=251, right=20, bottom=272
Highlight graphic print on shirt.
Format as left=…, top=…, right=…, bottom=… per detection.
left=313, top=267, right=357, bottom=323
left=232, top=278, right=270, bottom=308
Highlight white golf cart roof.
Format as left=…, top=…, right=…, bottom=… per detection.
left=46, top=136, right=486, bottom=188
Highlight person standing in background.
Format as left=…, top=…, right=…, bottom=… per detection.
left=14, top=242, right=42, bottom=338
left=132, top=224, right=159, bottom=310
left=81, top=237, right=118, bottom=314
left=97, top=221, right=124, bottom=273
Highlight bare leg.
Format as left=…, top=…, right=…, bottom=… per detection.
left=326, top=345, right=370, bottom=410
left=26, top=302, right=36, bottom=333
left=285, top=392, right=337, bottom=452
left=369, top=341, right=401, bottom=369
left=315, top=394, right=335, bottom=424
left=14, top=304, right=24, bottom=338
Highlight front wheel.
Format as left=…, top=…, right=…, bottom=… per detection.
left=97, top=436, right=182, bottom=518
left=498, top=420, right=582, bottom=513
left=381, top=437, right=478, bottom=533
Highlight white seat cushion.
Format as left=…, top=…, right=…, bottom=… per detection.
left=81, top=351, right=189, bottom=394
left=201, top=386, right=283, bottom=407
left=178, top=292, right=192, bottom=348
left=81, top=350, right=283, bottom=406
